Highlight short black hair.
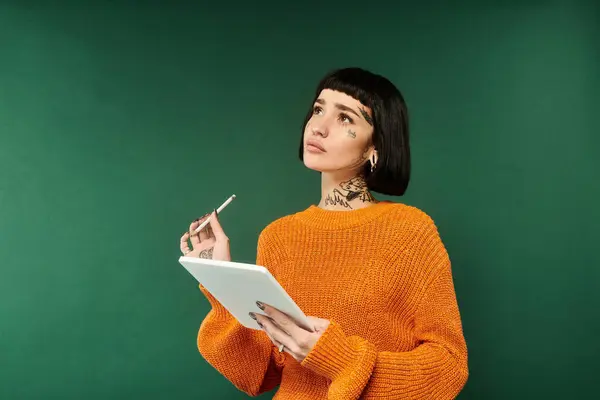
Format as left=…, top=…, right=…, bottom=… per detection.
left=299, top=67, right=410, bottom=196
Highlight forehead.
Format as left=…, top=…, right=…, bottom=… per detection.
left=316, top=89, right=370, bottom=111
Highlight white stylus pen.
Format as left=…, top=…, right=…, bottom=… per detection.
left=193, top=194, right=236, bottom=233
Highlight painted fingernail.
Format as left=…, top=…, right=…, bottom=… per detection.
left=256, top=301, right=265, bottom=310
left=249, top=312, right=256, bottom=320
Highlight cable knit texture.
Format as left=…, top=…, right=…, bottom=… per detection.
left=196, top=201, right=469, bottom=399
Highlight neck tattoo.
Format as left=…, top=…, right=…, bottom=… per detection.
left=324, top=177, right=375, bottom=209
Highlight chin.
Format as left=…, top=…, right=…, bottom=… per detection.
left=303, top=158, right=341, bottom=173
left=303, top=160, right=324, bottom=172
left=302, top=155, right=329, bottom=172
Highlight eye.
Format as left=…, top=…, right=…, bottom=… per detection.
left=339, top=113, right=354, bottom=124
left=313, top=105, right=323, bottom=115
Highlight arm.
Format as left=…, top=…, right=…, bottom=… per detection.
left=196, top=227, right=286, bottom=396
left=300, top=225, right=469, bottom=399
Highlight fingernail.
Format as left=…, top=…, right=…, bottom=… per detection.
left=249, top=312, right=256, bottom=320
left=256, top=301, right=265, bottom=310
left=257, top=321, right=263, bottom=329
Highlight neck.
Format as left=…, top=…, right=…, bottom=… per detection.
left=318, top=172, right=377, bottom=211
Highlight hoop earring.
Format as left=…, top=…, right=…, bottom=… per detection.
left=370, top=153, right=377, bottom=173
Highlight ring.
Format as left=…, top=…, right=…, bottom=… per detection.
left=278, top=343, right=284, bottom=352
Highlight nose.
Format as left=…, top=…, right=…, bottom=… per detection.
left=310, top=124, right=329, bottom=138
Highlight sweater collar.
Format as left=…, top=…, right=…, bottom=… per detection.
left=293, top=200, right=397, bottom=230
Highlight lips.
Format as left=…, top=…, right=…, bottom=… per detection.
left=306, top=139, right=326, bottom=152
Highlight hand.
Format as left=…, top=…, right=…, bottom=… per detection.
left=180, top=210, right=231, bottom=261
left=251, top=302, right=330, bottom=363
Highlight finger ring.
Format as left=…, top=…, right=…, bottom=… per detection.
left=278, top=343, right=284, bottom=352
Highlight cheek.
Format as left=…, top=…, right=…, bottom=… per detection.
left=335, top=129, right=369, bottom=153
left=303, top=121, right=313, bottom=137
left=328, top=137, right=370, bottom=163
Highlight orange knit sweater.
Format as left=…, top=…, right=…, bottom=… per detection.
left=197, top=201, right=469, bottom=399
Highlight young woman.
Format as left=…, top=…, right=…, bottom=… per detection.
left=180, top=67, right=469, bottom=399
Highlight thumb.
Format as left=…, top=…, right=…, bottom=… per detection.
left=307, top=317, right=330, bottom=332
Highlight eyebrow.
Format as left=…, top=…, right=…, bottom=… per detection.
left=315, top=98, right=362, bottom=120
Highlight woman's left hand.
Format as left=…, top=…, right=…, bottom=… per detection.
left=251, top=302, right=330, bottom=363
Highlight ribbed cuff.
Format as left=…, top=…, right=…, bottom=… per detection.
left=300, top=321, right=377, bottom=383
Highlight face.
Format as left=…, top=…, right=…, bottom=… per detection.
left=302, top=89, right=375, bottom=174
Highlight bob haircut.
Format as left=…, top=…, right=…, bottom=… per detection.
left=299, top=67, right=411, bottom=196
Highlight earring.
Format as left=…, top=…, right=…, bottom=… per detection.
left=370, top=153, right=377, bottom=172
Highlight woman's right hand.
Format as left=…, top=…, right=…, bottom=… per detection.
left=180, top=210, right=231, bottom=261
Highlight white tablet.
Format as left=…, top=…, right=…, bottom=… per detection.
left=178, top=256, right=314, bottom=332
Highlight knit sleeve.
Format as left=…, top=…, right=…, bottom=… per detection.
left=300, top=222, right=469, bottom=399
left=196, top=225, right=286, bottom=396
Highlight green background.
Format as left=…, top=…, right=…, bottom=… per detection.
left=1, top=1, right=598, bottom=398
